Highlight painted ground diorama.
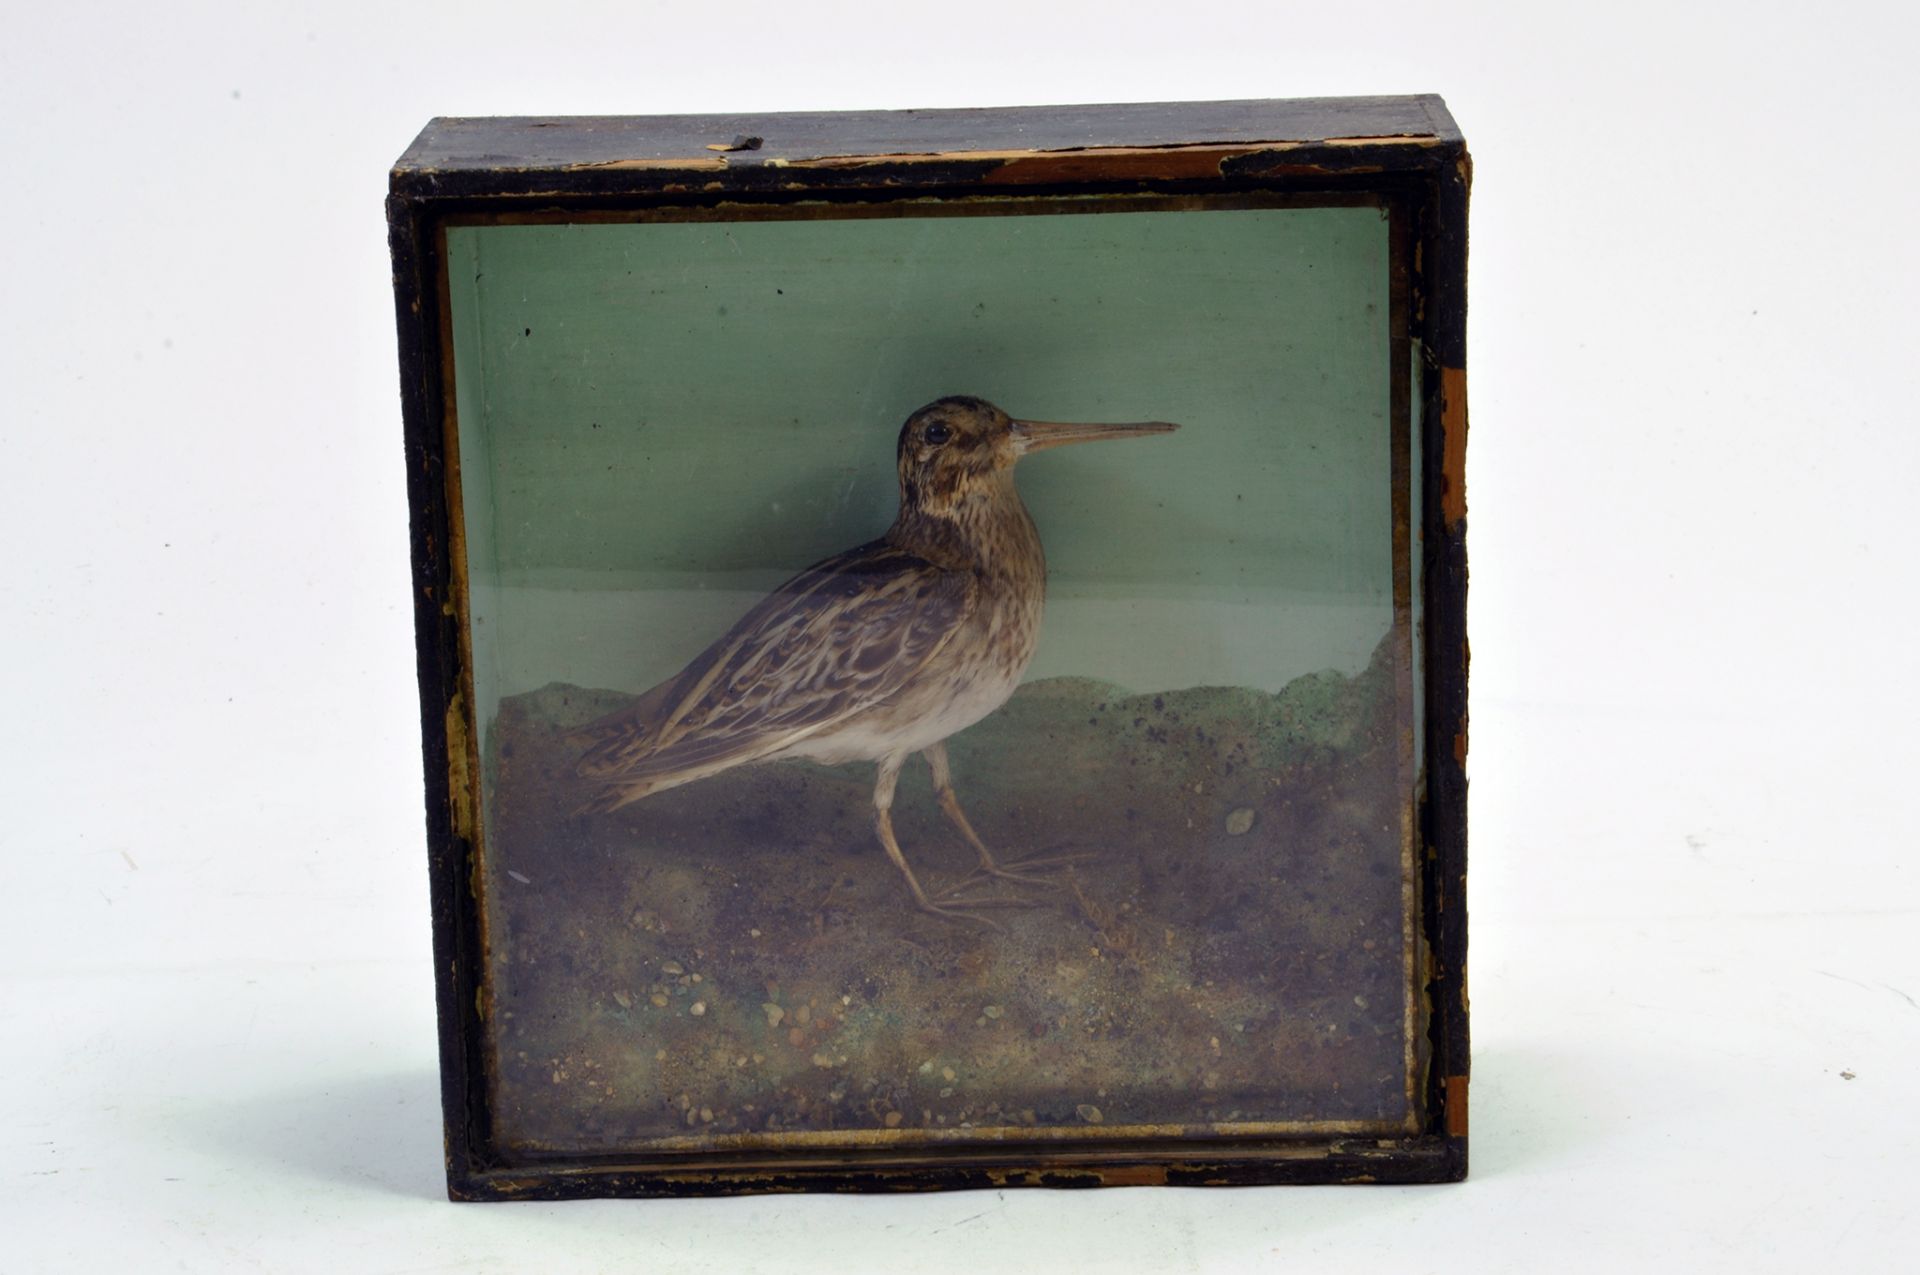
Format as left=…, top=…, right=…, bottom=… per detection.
left=483, top=627, right=1414, bottom=1153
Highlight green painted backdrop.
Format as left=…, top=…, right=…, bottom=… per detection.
left=448, top=204, right=1397, bottom=729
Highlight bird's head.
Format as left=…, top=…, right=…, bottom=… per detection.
left=895, top=396, right=1179, bottom=515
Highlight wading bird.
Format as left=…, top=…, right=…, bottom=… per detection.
left=572, top=396, right=1178, bottom=921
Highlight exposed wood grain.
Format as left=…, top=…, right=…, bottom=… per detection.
left=396, top=97, right=1460, bottom=175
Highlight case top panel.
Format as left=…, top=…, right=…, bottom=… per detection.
left=392, top=95, right=1461, bottom=191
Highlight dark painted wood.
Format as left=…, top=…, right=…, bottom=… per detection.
left=387, top=94, right=1470, bottom=1200
left=447, top=1136, right=1462, bottom=1201
left=396, top=95, right=1459, bottom=173
left=390, top=97, right=1461, bottom=201
left=1415, top=146, right=1471, bottom=1160
left=387, top=196, right=507, bottom=1189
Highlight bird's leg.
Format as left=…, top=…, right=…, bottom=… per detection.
left=871, top=755, right=1030, bottom=927
left=921, top=742, right=1088, bottom=888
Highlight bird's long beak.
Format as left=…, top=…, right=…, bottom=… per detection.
left=1011, top=417, right=1181, bottom=455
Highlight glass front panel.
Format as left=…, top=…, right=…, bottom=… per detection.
left=444, top=197, right=1422, bottom=1156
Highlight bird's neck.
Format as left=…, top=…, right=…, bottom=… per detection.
left=888, top=471, right=1043, bottom=580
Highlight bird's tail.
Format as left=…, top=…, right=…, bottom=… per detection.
left=572, top=776, right=660, bottom=817
left=566, top=718, right=671, bottom=815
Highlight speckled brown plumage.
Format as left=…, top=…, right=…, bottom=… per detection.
left=573, top=396, right=1178, bottom=921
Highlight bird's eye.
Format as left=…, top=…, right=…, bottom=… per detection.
left=924, top=421, right=952, bottom=446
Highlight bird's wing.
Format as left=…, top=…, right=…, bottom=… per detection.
left=574, top=540, right=975, bottom=805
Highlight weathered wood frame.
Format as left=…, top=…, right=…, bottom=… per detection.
left=388, top=96, right=1469, bottom=1200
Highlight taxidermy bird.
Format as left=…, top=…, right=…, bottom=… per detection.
left=571, top=396, right=1178, bottom=921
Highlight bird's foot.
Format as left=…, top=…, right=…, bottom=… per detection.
left=911, top=876, right=1048, bottom=931
left=954, top=848, right=1098, bottom=891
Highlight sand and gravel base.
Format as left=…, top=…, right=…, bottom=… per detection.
left=478, top=636, right=1418, bottom=1157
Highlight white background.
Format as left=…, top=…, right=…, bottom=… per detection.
left=4, top=1, right=1915, bottom=1269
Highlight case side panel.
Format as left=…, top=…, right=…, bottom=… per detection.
left=1414, top=143, right=1470, bottom=1178
left=388, top=191, right=494, bottom=1198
